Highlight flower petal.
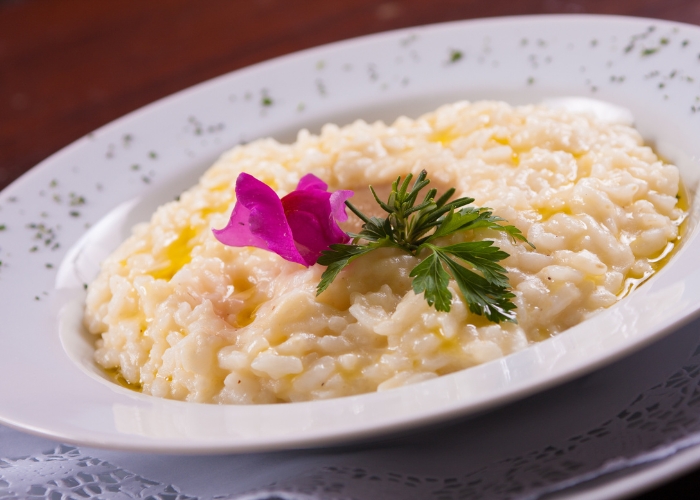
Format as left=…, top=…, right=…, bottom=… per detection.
left=297, top=173, right=353, bottom=222
left=282, top=189, right=351, bottom=265
left=284, top=209, right=328, bottom=266
left=214, top=172, right=353, bottom=267
left=212, top=173, right=307, bottom=265
left=329, top=189, right=354, bottom=222
left=296, top=173, right=328, bottom=192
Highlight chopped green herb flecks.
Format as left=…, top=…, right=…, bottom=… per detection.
left=27, top=222, right=57, bottom=248
left=69, top=193, right=86, bottom=206
left=316, top=170, right=533, bottom=323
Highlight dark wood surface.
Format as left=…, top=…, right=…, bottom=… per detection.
left=1, top=0, right=699, bottom=497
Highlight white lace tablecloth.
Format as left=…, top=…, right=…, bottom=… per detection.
left=4, top=316, right=700, bottom=499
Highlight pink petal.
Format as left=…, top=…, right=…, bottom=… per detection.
left=212, top=173, right=307, bottom=266
left=284, top=209, right=328, bottom=266
left=329, top=190, right=354, bottom=222
left=297, top=173, right=354, bottom=222
left=212, top=200, right=267, bottom=248
left=282, top=189, right=351, bottom=264
left=214, top=172, right=354, bottom=267
left=296, top=173, right=328, bottom=192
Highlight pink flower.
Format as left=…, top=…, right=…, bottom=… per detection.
left=213, top=173, right=353, bottom=266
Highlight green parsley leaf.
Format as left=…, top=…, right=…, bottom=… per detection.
left=409, top=252, right=452, bottom=312
left=428, top=207, right=482, bottom=240
left=439, top=241, right=510, bottom=288
left=357, top=216, right=393, bottom=242
left=315, top=170, right=534, bottom=323
left=316, top=244, right=376, bottom=295
left=435, top=248, right=517, bottom=323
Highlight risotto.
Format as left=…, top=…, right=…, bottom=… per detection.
left=84, top=101, right=684, bottom=404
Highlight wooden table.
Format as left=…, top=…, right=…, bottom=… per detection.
left=1, top=1, right=698, bottom=497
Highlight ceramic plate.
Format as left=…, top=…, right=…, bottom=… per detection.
left=1, top=14, right=700, bottom=453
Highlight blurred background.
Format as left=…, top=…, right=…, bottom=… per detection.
left=3, top=0, right=700, bottom=192
left=2, top=0, right=700, bottom=497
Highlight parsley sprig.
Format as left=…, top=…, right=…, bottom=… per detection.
left=316, top=170, right=533, bottom=323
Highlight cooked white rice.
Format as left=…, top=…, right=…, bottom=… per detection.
left=84, top=101, right=684, bottom=403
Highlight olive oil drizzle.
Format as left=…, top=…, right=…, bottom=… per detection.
left=617, top=180, right=689, bottom=299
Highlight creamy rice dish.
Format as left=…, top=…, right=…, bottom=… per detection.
left=84, top=101, right=684, bottom=404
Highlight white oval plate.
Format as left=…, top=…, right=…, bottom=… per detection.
left=2, top=14, right=700, bottom=454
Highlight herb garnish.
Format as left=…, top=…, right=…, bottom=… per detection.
left=316, top=170, right=533, bottom=323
